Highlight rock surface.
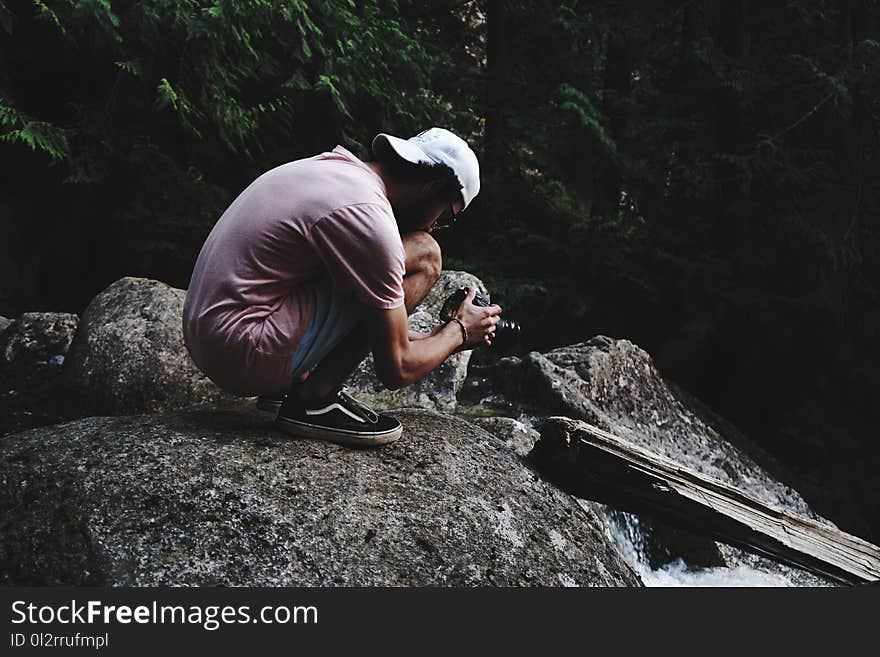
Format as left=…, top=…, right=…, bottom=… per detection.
left=345, top=270, right=488, bottom=412
left=62, top=277, right=233, bottom=414
left=0, top=312, right=78, bottom=368
left=0, top=313, right=81, bottom=437
left=497, top=336, right=823, bottom=521
left=492, top=336, right=845, bottom=580
left=471, top=416, right=540, bottom=458
left=0, top=407, right=640, bottom=586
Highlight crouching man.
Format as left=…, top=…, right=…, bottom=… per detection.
left=182, top=128, right=501, bottom=446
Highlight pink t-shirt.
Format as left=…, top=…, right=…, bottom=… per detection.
left=182, top=146, right=405, bottom=395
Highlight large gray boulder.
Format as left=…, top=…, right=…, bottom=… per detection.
left=345, top=270, right=488, bottom=412
left=493, top=336, right=841, bottom=580
left=497, top=336, right=821, bottom=520
left=0, top=407, right=640, bottom=587
left=62, top=277, right=232, bottom=414
left=0, top=312, right=78, bottom=369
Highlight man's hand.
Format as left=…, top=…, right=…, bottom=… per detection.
left=454, top=287, right=502, bottom=349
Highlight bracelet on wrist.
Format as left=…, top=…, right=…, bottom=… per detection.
left=451, top=318, right=468, bottom=345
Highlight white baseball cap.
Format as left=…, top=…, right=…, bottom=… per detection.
left=372, top=127, right=480, bottom=210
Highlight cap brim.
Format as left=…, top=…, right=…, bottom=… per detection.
left=372, top=133, right=437, bottom=166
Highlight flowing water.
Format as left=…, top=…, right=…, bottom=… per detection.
left=601, top=508, right=832, bottom=587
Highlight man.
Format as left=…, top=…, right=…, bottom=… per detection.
left=183, top=127, right=501, bottom=446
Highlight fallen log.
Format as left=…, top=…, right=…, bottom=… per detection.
left=530, top=416, right=880, bottom=585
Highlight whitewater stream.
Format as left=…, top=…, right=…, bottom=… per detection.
left=601, top=508, right=832, bottom=587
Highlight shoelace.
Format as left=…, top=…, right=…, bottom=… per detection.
left=337, top=388, right=379, bottom=424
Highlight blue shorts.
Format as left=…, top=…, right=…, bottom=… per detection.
left=289, top=277, right=363, bottom=380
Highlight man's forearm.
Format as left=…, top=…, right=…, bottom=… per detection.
left=366, top=303, right=479, bottom=390
left=408, top=324, right=451, bottom=341
left=396, top=321, right=463, bottom=386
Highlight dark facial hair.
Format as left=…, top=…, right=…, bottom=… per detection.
left=393, top=195, right=438, bottom=233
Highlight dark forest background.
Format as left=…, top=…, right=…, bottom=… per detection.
left=1, top=0, right=878, bottom=541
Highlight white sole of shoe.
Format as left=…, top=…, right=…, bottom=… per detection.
left=275, top=416, right=402, bottom=446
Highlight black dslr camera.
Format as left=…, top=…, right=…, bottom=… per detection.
left=439, top=288, right=521, bottom=351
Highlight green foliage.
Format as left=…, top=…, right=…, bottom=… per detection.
left=556, top=83, right=616, bottom=155
left=0, top=98, right=69, bottom=160
left=0, top=0, right=478, bottom=286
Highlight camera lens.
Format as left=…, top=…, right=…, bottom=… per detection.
left=493, top=318, right=521, bottom=351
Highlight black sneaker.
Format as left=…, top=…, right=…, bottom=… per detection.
left=256, top=394, right=285, bottom=414
left=275, top=387, right=402, bottom=446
